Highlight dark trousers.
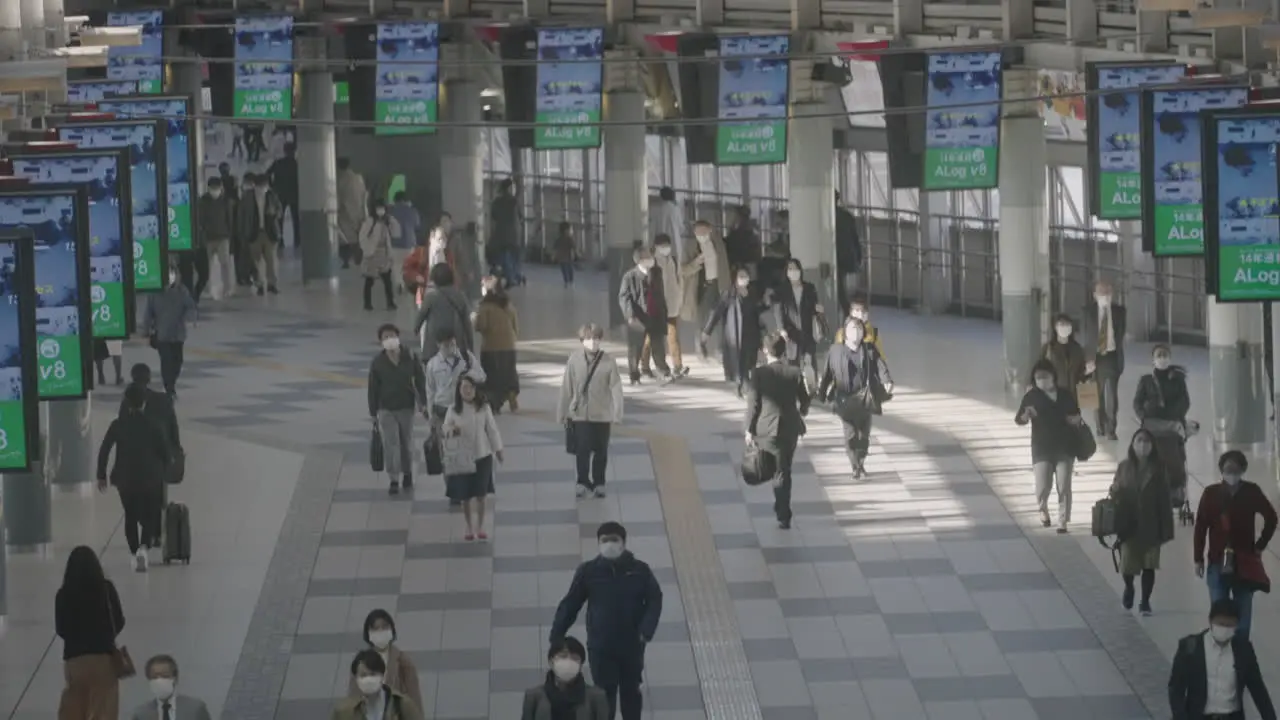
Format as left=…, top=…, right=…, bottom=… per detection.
left=177, top=251, right=210, bottom=301
left=500, top=249, right=524, bottom=285
left=1094, top=354, right=1121, bottom=435
left=627, top=323, right=669, bottom=380
left=234, top=236, right=256, bottom=284
left=280, top=197, right=300, bottom=246
left=767, top=436, right=798, bottom=523
left=590, top=647, right=644, bottom=720
left=560, top=262, right=575, bottom=285
left=363, top=272, right=394, bottom=308
left=156, top=341, right=184, bottom=395
left=118, top=487, right=162, bottom=553
left=842, top=412, right=873, bottom=473
left=573, top=421, right=611, bottom=489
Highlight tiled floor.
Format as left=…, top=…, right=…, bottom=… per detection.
left=1, top=259, right=1276, bottom=720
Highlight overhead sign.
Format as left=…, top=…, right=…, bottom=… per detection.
left=67, top=80, right=138, bottom=105
left=922, top=50, right=1003, bottom=191
left=9, top=151, right=135, bottom=339
left=107, top=10, right=164, bottom=94
left=96, top=96, right=195, bottom=254
left=0, top=188, right=92, bottom=399
left=234, top=15, right=294, bottom=120
left=1086, top=61, right=1187, bottom=219
left=375, top=21, right=439, bottom=135
left=57, top=121, right=169, bottom=293
left=1203, top=107, right=1280, bottom=301
left=1140, top=85, right=1249, bottom=257
left=716, top=34, right=790, bottom=165
left=0, top=231, right=41, bottom=472
left=534, top=28, right=604, bottom=149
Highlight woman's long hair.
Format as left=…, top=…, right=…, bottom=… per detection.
left=62, top=545, right=107, bottom=595
left=452, top=375, right=488, bottom=414
left=1126, top=428, right=1161, bottom=467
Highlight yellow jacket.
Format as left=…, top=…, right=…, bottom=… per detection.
left=834, top=322, right=887, bottom=359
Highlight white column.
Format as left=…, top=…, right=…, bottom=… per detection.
left=787, top=102, right=837, bottom=320
left=0, top=0, right=22, bottom=61
left=916, top=191, right=951, bottom=315
left=1122, top=220, right=1156, bottom=340
left=1209, top=298, right=1268, bottom=452
left=440, top=78, right=484, bottom=256
left=603, top=90, right=647, bottom=328
left=998, top=113, right=1048, bottom=398
left=20, top=0, right=42, bottom=53
left=298, top=70, right=337, bottom=283
left=42, top=0, right=61, bottom=49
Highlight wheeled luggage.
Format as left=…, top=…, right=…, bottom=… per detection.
left=163, top=502, right=192, bottom=565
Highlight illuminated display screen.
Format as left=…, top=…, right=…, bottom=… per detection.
left=234, top=15, right=294, bottom=120
left=922, top=51, right=1002, bottom=190
left=375, top=21, right=439, bottom=135
left=716, top=35, right=789, bottom=165
left=534, top=28, right=603, bottom=149
left=107, top=10, right=163, bottom=94
left=0, top=233, right=40, bottom=471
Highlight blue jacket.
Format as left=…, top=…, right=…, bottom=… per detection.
left=550, top=552, right=663, bottom=653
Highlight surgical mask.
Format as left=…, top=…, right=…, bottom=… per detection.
left=1154, top=357, right=1170, bottom=370
left=210, top=189, right=222, bottom=199
left=599, top=540, right=624, bottom=560
left=1035, top=378, right=1055, bottom=392
left=1224, top=472, right=1242, bottom=487
left=657, top=246, right=672, bottom=257
left=583, top=339, right=600, bottom=352
left=381, top=337, right=400, bottom=352
left=375, top=208, right=387, bottom=217
left=1055, top=324, right=1071, bottom=338
left=148, top=678, right=175, bottom=701
left=552, top=658, right=581, bottom=682
left=356, top=675, right=383, bottom=696
left=169, top=272, right=178, bottom=285
left=1210, top=624, right=1236, bottom=644
left=736, top=277, right=750, bottom=288
left=639, top=259, right=654, bottom=271
left=787, top=270, right=801, bottom=282
left=695, top=233, right=710, bottom=244
left=368, top=629, right=394, bottom=650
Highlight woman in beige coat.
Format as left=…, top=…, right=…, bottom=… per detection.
left=347, top=610, right=423, bottom=710
left=333, top=650, right=424, bottom=720
left=360, top=201, right=401, bottom=311
left=681, top=220, right=733, bottom=327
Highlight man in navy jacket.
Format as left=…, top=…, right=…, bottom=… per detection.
left=551, top=522, right=663, bottom=720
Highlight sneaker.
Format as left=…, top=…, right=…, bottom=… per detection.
left=575, top=485, right=589, bottom=498
left=1055, top=527, right=1068, bottom=535
left=267, top=285, right=279, bottom=295
left=778, top=519, right=792, bottom=530
left=592, top=486, right=607, bottom=498
left=659, top=374, right=674, bottom=385
left=256, top=285, right=265, bottom=296
left=641, top=369, right=656, bottom=379
left=402, top=475, right=413, bottom=489
left=134, top=548, right=148, bottom=573
left=1039, top=510, right=1051, bottom=528
left=677, top=366, right=691, bottom=378
left=1139, top=603, right=1152, bottom=617
left=389, top=480, right=400, bottom=495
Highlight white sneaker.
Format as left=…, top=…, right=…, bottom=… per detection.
left=134, top=547, right=148, bottom=573
left=593, top=487, right=607, bottom=498
left=575, top=485, right=588, bottom=498
left=1039, top=510, right=1051, bottom=528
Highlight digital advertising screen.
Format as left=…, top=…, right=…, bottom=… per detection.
left=96, top=96, right=194, bottom=254
left=107, top=10, right=163, bottom=94
left=1087, top=62, right=1187, bottom=219
left=66, top=80, right=138, bottom=105
left=1140, top=85, right=1249, bottom=257
left=234, top=15, right=294, bottom=120
left=9, top=152, right=134, bottom=339
left=1203, top=108, right=1280, bottom=301
left=375, top=21, right=439, bottom=136
left=716, top=35, right=790, bottom=165
left=0, top=189, right=92, bottom=399
left=534, top=28, right=604, bottom=150
left=922, top=51, right=1003, bottom=191
left=57, top=121, right=168, bottom=293
left=0, top=232, right=41, bottom=472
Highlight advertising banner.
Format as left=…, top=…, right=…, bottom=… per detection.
left=107, top=10, right=163, bottom=94
left=0, top=189, right=92, bottom=399
left=922, top=50, right=1003, bottom=190
left=1141, top=85, right=1248, bottom=257
left=57, top=121, right=168, bottom=293
left=67, top=80, right=138, bottom=105
left=716, top=35, right=790, bottom=165
left=1204, top=108, right=1280, bottom=301
left=1087, top=62, right=1186, bottom=219
left=10, top=153, right=135, bottom=338
left=234, top=15, right=294, bottom=120
left=0, top=232, right=40, bottom=471
left=375, top=22, right=439, bottom=135
left=96, top=96, right=194, bottom=254
left=534, top=28, right=604, bottom=149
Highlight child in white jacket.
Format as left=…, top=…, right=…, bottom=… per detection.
left=442, top=375, right=503, bottom=540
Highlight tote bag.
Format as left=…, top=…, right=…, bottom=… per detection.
left=442, top=431, right=478, bottom=476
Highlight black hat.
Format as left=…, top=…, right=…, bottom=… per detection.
left=596, top=521, right=626, bottom=542
left=1218, top=450, right=1248, bottom=473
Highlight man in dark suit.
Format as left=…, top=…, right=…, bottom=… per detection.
left=119, top=363, right=181, bottom=548
left=745, top=333, right=810, bottom=529
left=618, top=245, right=672, bottom=385
left=1082, top=280, right=1126, bottom=440
left=1169, top=598, right=1276, bottom=720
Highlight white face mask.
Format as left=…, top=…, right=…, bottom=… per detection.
left=1055, top=325, right=1071, bottom=338
left=657, top=246, right=672, bottom=257
left=148, top=678, right=175, bottom=701
left=209, top=189, right=222, bottom=198
left=381, top=337, right=400, bottom=352
left=1224, top=472, right=1242, bottom=487
left=375, top=208, right=387, bottom=217
left=695, top=233, right=710, bottom=244
left=1153, top=357, right=1170, bottom=370
left=552, top=658, right=581, bottom=682
left=368, top=629, right=393, bottom=650
left=787, top=270, right=801, bottom=283
left=736, top=277, right=750, bottom=288
left=599, top=540, right=624, bottom=560
left=169, top=272, right=178, bottom=285
left=1211, top=624, right=1236, bottom=644
left=356, top=675, right=384, bottom=696
left=1035, top=378, right=1056, bottom=392
left=639, top=259, right=654, bottom=271
left=582, top=339, right=600, bottom=352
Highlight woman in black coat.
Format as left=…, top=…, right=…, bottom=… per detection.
left=1109, top=428, right=1174, bottom=615
left=1133, top=343, right=1191, bottom=503
left=97, top=384, right=171, bottom=572
left=702, top=267, right=767, bottom=397
left=1016, top=359, right=1084, bottom=534
left=772, top=259, right=826, bottom=378
left=817, top=318, right=893, bottom=479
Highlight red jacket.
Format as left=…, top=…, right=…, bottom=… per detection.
left=1193, top=481, right=1278, bottom=566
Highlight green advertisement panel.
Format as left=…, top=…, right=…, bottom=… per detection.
left=1205, top=110, right=1280, bottom=301
left=107, top=10, right=163, bottom=95
left=234, top=15, right=295, bottom=121
left=534, top=28, right=603, bottom=149
left=0, top=232, right=42, bottom=472
left=715, top=35, right=790, bottom=165
left=375, top=22, right=440, bottom=135
left=922, top=51, right=1003, bottom=191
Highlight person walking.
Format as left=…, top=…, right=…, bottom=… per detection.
left=1082, top=280, right=1127, bottom=440
left=336, top=158, right=368, bottom=269
left=641, top=234, right=687, bottom=378
left=1134, top=344, right=1192, bottom=507
left=414, top=263, right=474, bottom=360
left=387, top=191, right=422, bottom=292
left=557, top=323, right=624, bottom=498
left=348, top=610, right=423, bottom=710
left=618, top=246, right=672, bottom=385
left=368, top=323, right=427, bottom=495
left=1015, top=359, right=1085, bottom=533
left=489, top=179, right=524, bottom=287
left=553, top=221, right=577, bottom=288
left=702, top=267, right=766, bottom=397
left=93, top=340, right=124, bottom=387
left=474, top=275, right=520, bottom=413
left=521, top=636, right=611, bottom=720
left=551, top=522, right=663, bottom=720
left=266, top=142, right=300, bottom=247
left=197, top=176, right=235, bottom=300
left=332, top=650, right=425, bottom=720
left=834, top=190, right=862, bottom=314
left=746, top=334, right=811, bottom=529
left=817, top=317, right=893, bottom=481
left=773, top=259, right=825, bottom=383
left=442, top=375, right=503, bottom=540
left=236, top=173, right=283, bottom=295
left=1194, top=451, right=1278, bottom=641
left=55, top=545, right=126, bottom=720
left=652, top=186, right=686, bottom=261
left=142, top=267, right=197, bottom=399
left=129, top=655, right=213, bottom=720
left=1110, top=428, right=1174, bottom=615
left=360, top=200, right=401, bottom=311
left=1041, top=313, right=1088, bottom=401
left=686, top=220, right=732, bottom=329
left=98, top=385, right=171, bottom=572
left=1168, top=599, right=1276, bottom=720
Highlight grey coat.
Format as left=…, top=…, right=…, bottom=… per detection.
left=414, top=286, right=473, bottom=358
left=143, top=284, right=197, bottom=342
left=1110, top=458, right=1174, bottom=551
left=130, top=695, right=212, bottom=720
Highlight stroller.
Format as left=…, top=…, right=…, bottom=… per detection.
left=1142, top=417, right=1199, bottom=525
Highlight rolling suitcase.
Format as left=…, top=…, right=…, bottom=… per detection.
left=163, top=502, right=192, bottom=565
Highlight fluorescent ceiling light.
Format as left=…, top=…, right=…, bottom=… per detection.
left=78, top=26, right=142, bottom=47
left=51, top=46, right=107, bottom=69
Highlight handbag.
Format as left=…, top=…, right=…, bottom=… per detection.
left=167, top=447, right=186, bottom=485
left=106, top=593, right=135, bottom=679
left=441, top=424, right=478, bottom=476
left=1074, top=422, right=1097, bottom=462
left=564, top=351, right=604, bottom=455
left=369, top=424, right=385, bottom=473
left=740, top=441, right=777, bottom=486
left=564, top=422, right=577, bottom=454
left=423, top=433, right=444, bottom=476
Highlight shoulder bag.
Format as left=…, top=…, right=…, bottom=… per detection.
left=106, top=591, right=135, bottom=678
left=565, top=351, right=604, bottom=454
left=441, top=414, right=478, bottom=476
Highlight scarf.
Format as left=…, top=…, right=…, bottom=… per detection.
left=543, top=671, right=586, bottom=720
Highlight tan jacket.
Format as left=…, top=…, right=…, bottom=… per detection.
left=679, top=231, right=731, bottom=323
left=331, top=687, right=424, bottom=720
left=345, top=646, right=424, bottom=712
left=474, top=297, right=519, bottom=351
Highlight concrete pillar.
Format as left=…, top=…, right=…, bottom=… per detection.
left=20, top=0, right=43, bottom=53
left=787, top=102, right=838, bottom=330
left=298, top=69, right=337, bottom=284
left=3, top=407, right=50, bottom=548
left=46, top=397, right=92, bottom=487
left=42, top=0, right=61, bottom=49
left=439, top=50, right=484, bottom=298
left=603, top=90, right=647, bottom=329
left=1209, top=298, right=1268, bottom=452
left=998, top=113, right=1048, bottom=398
left=0, top=0, right=22, bottom=61
left=916, top=192, right=951, bottom=315
left=1121, top=220, right=1156, bottom=341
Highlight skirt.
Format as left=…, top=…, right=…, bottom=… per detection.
left=445, top=454, right=495, bottom=501
left=1119, top=541, right=1162, bottom=575
left=59, top=654, right=119, bottom=720
left=479, top=350, right=520, bottom=398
